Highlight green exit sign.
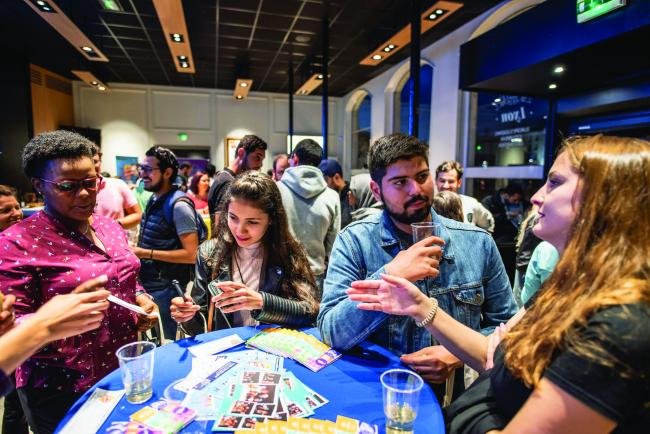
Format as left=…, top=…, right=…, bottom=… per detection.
left=577, top=0, right=626, bottom=23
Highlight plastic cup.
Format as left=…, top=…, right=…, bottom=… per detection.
left=381, top=369, right=423, bottom=434
left=116, top=341, right=155, bottom=404
left=411, top=221, right=440, bottom=243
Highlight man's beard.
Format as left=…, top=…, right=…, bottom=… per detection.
left=381, top=192, right=432, bottom=225
left=144, top=178, right=162, bottom=192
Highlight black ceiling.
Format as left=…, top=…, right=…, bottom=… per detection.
left=1, top=0, right=500, bottom=96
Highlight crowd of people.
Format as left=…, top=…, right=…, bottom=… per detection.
left=0, top=129, right=647, bottom=434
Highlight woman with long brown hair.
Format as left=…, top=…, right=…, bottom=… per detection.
left=170, top=171, right=319, bottom=333
left=348, top=134, right=650, bottom=433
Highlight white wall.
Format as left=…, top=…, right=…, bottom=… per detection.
left=341, top=4, right=502, bottom=173
left=73, top=82, right=343, bottom=177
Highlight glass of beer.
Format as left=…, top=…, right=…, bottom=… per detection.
left=116, top=341, right=156, bottom=404
left=381, top=369, right=423, bottom=434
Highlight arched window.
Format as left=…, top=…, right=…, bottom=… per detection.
left=395, top=64, right=433, bottom=143
left=351, top=93, right=371, bottom=169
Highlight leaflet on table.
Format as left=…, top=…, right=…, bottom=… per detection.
left=231, top=415, right=379, bottom=433
left=188, top=333, right=245, bottom=358
left=58, top=388, right=125, bottom=434
left=129, top=401, right=196, bottom=434
left=211, top=370, right=330, bottom=431
left=246, top=328, right=341, bottom=372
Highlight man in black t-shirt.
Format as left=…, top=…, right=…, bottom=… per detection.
left=207, top=135, right=267, bottom=223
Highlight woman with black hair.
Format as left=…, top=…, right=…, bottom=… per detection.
left=171, top=171, right=319, bottom=333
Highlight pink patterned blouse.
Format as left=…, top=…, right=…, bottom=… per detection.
left=0, top=211, right=143, bottom=393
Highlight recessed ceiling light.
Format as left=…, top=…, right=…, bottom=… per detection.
left=548, top=83, right=557, bottom=89
left=372, top=54, right=382, bottom=60
left=180, top=62, right=189, bottom=68
left=37, top=0, right=45, bottom=5
left=317, top=74, right=324, bottom=80
left=178, top=55, right=187, bottom=61
left=171, top=33, right=183, bottom=42
left=383, top=47, right=391, bottom=52
left=494, top=98, right=501, bottom=103
left=91, top=81, right=98, bottom=85
left=239, top=82, right=248, bottom=87
left=98, top=85, right=106, bottom=91
left=235, top=95, right=243, bottom=100
left=436, top=9, right=445, bottom=15
left=553, top=65, right=565, bottom=74
left=427, top=13, right=437, bottom=20
left=81, top=46, right=93, bottom=52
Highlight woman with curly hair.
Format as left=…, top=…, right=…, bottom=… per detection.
left=348, top=134, right=650, bottom=433
left=171, top=171, right=319, bottom=332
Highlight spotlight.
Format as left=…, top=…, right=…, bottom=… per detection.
left=81, top=46, right=93, bottom=52
left=553, top=65, right=565, bottom=74
left=98, top=85, right=106, bottom=91
left=91, top=81, right=98, bottom=85
left=170, top=33, right=184, bottom=43
left=548, top=83, right=557, bottom=90
left=427, top=13, right=437, bottom=20
left=436, top=9, right=445, bottom=15
left=372, top=54, right=382, bottom=60
left=235, top=95, right=244, bottom=100
left=239, top=82, right=248, bottom=87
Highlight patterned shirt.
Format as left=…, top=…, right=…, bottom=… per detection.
left=0, top=211, right=142, bottom=393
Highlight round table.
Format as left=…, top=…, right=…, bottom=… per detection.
left=56, top=327, right=445, bottom=433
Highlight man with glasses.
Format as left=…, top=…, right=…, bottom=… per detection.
left=207, top=135, right=267, bottom=223
left=132, top=146, right=202, bottom=340
left=92, top=148, right=142, bottom=229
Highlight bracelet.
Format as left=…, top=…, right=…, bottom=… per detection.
left=415, top=298, right=438, bottom=328
left=150, top=249, right=154, bottom=260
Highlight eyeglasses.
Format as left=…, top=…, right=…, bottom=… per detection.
left=38, top=176, right=102, bottom=193
left=137, top=164, right=162, bottom=174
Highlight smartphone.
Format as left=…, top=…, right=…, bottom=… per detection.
left=207, top=280, right=223, bottom=297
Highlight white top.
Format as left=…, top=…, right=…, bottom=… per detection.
left=460, top=194, right=495, bottom=233
left=231, top=242, right=263, bottom=327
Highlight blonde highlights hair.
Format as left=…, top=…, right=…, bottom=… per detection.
left=503, top=134, right=650, bottom=387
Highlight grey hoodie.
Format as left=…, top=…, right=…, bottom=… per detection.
left=278, top=165, right=341, bottom=276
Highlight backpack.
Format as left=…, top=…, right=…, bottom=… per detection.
left=162, top=189, right=208, bottom=243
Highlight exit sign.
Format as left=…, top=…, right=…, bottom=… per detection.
left=577, top=0, right=626, bottom=23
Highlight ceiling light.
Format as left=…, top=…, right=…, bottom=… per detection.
left=234, top=78, right=253, bottom=100
left=81, top=46, right=93, bottom=52
left=235, top=95, right=243, bottom=100
left=31, top=0, right=55, bottom=13
left=494, top=98, right=502, bottom=103
left=361, top=2, right=463, bottom=66
left=239, top=82, right=248, bottom=87
left=72, top=70, right=109, bottom=92
left=548, top=83, right=557, bottom=89
left=295, top=73, right=329, bottom=95
left=317, top=74, right=324, bottom=80
left=152, top=0, right=195, bottom=73
left=295, top=35, right=310, bottom=43
left=553, top=65, right=565, bottom=74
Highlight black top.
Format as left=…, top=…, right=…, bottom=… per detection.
left=487, top=303, right=650, bottom=433
left=207, top=168, right=235, bottom=218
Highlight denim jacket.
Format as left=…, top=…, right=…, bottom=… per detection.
left=317, top=209, right=518, bottom=355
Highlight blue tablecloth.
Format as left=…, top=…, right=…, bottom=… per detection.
left=56, top=327, right=445, bottom=433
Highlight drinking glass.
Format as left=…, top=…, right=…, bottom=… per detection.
left=381, top=369, right=423, bottom=434
left=116, top=341, right=156, bottom=404
left=411, top=222, right=441, bottom=294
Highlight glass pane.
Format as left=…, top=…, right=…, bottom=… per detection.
left=352, top=94, right=372, bottom=169
left=468, top=92, right=548, bottom=168
left=397, top=65, right=432, bottom=143
left=464, top=178, right=544, bottom=206
left=357, top=95, right=371, bottom=131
